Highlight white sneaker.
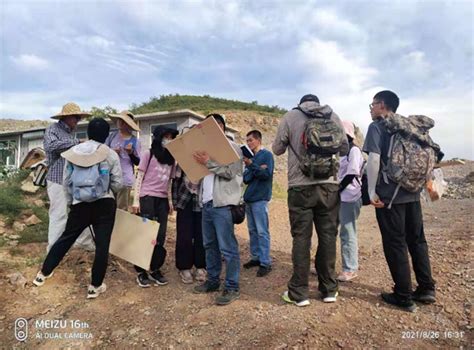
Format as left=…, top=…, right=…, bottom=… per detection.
left=179, top=270, right=194, bottom=284
left=323, top=291, right=338, bottom=303
left=195, top=268, right=207, bottom=283
left=282, top=291, right=310, bottom=307
left=87, top=283, right=107, bottom=299
left=33, top=271, right=54, bottom=287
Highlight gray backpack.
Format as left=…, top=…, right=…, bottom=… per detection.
left=289, top=107, right=346, bottom=179
left=381, top=113, right=440, bottom=208
left=67, top=160, right=111, bottom=202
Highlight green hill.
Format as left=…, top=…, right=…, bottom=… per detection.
left=129, top=94, right=287, bottom=116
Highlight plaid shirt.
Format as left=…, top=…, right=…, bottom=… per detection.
left=172, top=168, right=201, bottom=212
left=44, top=120, right=79, bottom=184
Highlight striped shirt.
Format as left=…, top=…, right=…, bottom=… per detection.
left=44, top=120, right=79, bottom=184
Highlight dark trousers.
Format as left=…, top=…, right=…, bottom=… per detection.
left=134, top=196, right=168, bottom=273
left=287, top=184, right=340, bottom=301
left=42, top=198, right=116, bottom=287
left=175, top=201, right=205, bottom=270
left=376, top=201, right=435, bottom=299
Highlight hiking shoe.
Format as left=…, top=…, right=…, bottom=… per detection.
left=412, top=288, right=436, bottom=304
left=149, top=270, right=169, bottom=286
left=179, top=269, right=194, bottom=284
left=243, top=260, right=260, bottom=269
left=281, top=291, right=310, bottom=307
left=381, top=292, right=417, bottom=312
left=193, top=281, right=220, bottom=294
left=215, top=289, right=240, bottom=305
left=337, top=271, right=358, bottom=282
left=136, top=272, right=152, bottom=288
left=256, top=265, right=272, bottom=277
left=87, top=283, right=106, bottom=299
left=33, top=271, right=54, bottom=287
left=195, top=268, right=207, bottom=283
left=322, top=291, right=339, bottom=303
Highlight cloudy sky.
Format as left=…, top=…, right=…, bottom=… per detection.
left=1, top=0, right=472, bottom=159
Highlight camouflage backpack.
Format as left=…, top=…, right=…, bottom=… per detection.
left=381, top=113, right=441, bottom=208
left=290, top=108, right=346, bottom=179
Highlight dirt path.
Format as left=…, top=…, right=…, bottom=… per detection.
left=0, top=198, right=472, bottom=349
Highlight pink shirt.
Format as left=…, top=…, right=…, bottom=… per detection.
left=138, top=150, right=174, bottom=198
left=338, top=146, right=364, bottom=203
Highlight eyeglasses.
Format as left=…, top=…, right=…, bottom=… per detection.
left=369, top=101, right=381, bottom=109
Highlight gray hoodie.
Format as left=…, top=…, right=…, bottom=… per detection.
left=272, top=101, right=349, bottom=188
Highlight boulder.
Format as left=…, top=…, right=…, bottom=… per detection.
left=21, top=180, right=39, bottom=194
left=13, top=221, right=26, bottom=232
left=7, top=272, right=27, bottom=288
left=24, top=214, right=42, bottom=226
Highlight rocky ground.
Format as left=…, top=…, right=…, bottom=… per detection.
left=0, top=195, right=472, bottom=349
left=0, top=114, right=472, bottom=349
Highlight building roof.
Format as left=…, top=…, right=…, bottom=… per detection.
left=0, top=109, right=239, bottom=137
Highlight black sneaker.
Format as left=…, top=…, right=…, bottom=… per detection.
left=381, top=292, right=417, bottom=312
left=243, top=260, right=260, bottom=269
left=149, top=270, right=169, bottom=286
left=215, top=289, right=240, bottom=305
left=193, top=281, right=220, bottom=294
left=256, top=265, right=272, bottom=277
left=136, top=272, right=152, bottom=288
left=412, top=288, right=436, bottom=304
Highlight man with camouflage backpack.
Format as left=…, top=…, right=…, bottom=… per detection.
left=364, top=90, right=441, bottom=312
left=273, top=94, right=348, bottom=306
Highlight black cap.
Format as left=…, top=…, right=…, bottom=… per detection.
left=87, top=118, right=110, bottom=143
left=152, top=125, right=178, bottom=139
left=299, top=94, right=320, bottom=104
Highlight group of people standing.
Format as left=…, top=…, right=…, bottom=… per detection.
left=33, top=89, right=438, bottom=313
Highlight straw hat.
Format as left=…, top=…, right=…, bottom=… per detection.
left=51, top=102, right=91, bottom=120
left=342, top=120, right=355, bottom=139
left=61, top=144, right=109, bottom=167
left=108, top=110, right=140, bottom=131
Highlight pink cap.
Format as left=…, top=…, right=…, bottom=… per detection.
left=342, top=120, right=355, bottom=139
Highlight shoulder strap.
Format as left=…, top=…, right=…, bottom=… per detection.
left=145, top=149, right=153, bottom=174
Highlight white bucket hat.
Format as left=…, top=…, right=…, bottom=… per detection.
left=108, top=110, right=140, bottom=132
left=61, top=144, right=109, bottom=167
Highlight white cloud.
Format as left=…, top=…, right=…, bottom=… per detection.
left=298, top=38, right=377, bottom=92
left=400, top=50, right=431, bottom=79
left=10, top=54, right=49, bottom=70
left=74, top=35, right=115, bottom=50
left=311, top=8, right=363, bottom=40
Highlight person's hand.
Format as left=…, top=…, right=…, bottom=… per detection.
left=124, top=143, right=133, bottom=154
left=260, top=164, right=268, bottom=169
left=130, top=205, right=140, bottom=214
left=169, top=203, right=174, bottom=215
left=113, top=147, right=121, bottom=155
left=370, top=194, right=385, bottom=208
left=193, top=151, right=210, bottom=165
left=243, top=157, right=252, bottom=166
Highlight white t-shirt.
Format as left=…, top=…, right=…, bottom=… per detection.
left=338, top=146, right=364, bottom=203
left=202, top=174, right=215, bottom=204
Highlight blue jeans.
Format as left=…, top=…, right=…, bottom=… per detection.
left=246, top=200, right=271, bottom=267
left=202, top=201, right=240, bottom=291
left=339, top=199, right=362, bottom=272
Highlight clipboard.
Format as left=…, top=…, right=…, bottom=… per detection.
left=165, top=117, right=240, bottom=182
left=109, top=209, right=158, bottom=270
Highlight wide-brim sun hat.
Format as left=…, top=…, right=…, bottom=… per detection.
left=108, top=110, right=140, bottom=132
left=342, top=120, right=355, bottom=139
left=61, top=144, right=109, bottom=167
left=51, top=102, right=91, bottom=120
